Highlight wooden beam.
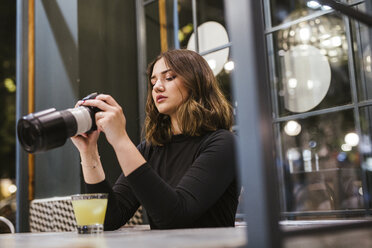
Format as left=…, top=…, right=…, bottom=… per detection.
left=158, top=0, right=168, bottom=52
left=27, top=0, right=35, bottom=201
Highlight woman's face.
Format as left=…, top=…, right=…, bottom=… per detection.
left=151, top=58, right=189, bottom=118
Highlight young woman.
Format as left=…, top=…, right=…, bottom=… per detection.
left=71, top=49, right=239, bottom=230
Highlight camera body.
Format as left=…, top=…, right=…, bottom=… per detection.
left=17, top=93, right=100, bottom=153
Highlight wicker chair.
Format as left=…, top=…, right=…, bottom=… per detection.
left=29, top=196, right=143, bottom=232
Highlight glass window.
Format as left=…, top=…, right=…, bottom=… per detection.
left=196, top=0, right=225, bottom=28
left=144, top=0, right=233, bottom=104
left=270, top=12, right=352, bottom=117
left=195, top=0, right=227, bottom=52
left=216, top=62, right=233, bottom=103
left=359, top=106, right=372, bottom=201
left=174, top=0, right=233, bottom=103
left=279, top=110, right=365, bottom=213
left=145, top=1, right=161, bottom=64
left=178, top=0, right=194, bottom=49
left=270, top=0, right=334, bottom=27
left=177, top=0, right=227, bottom=50
left=351, top=3, right=372, bottom=102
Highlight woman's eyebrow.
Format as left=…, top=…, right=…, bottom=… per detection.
left=161, top=69, right=172, bottom=75
left=151, top=69, right=172, bottom=79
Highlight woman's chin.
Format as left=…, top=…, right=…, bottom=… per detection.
left=156, top=107, right=170, bottom=115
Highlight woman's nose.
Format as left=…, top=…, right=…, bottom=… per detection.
left=153, top=79, right=165, bottom=92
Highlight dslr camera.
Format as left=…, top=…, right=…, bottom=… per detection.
left=17, top=93, right=100, bottom=153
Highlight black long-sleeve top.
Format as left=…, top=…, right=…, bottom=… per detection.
left=86, top=129, right=239, bottom=230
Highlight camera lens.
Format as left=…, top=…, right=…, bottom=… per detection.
left=17, top=106, right=99, bottom=153
left=19, top=120, right=38, bottom=148
left=17, top=108, right=65, bottom=153
left=17, top=93, right=100, bottom=153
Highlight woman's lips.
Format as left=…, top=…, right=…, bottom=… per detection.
left=156, top=95, right=167, bottom=103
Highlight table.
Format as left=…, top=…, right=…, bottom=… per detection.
left=1, top=223, right=372, bottom=248
left=0, top=226, right=246, bottom=248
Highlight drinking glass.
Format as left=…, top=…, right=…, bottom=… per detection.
left=71, top=193, right=108, bottom=234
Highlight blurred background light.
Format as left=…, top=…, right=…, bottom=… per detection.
left=284, top=120, right=302, bottom=136
left=345, top=132, right=359, bottom=147
left=224, top=61, right=234, bottom=71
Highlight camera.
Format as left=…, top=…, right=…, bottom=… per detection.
left=17, top=93, right=100, bottom=153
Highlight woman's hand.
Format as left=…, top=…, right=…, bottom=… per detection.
left=79, top=94, right=145, bottom=176
left=70, top=101, right=101, bottom=154
left=70, top=97, right=109, bottom=184
left=71, top=130, right=100, bottom=153
left=80, top=94, right=128, bottom=148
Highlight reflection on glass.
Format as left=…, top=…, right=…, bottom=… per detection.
left=345, top=132, right=360, bottom=147
left=177, top=0, right=226, bottom=49
left=284, top=120, right=302, bottom=136
left=270, top=0, right=332, bottom=27
left=351, top=3, right=372, bottom=101
left=174, top=0, right=232, bottom=103
left=277, top=11, right=348, bottom=65
left=187, top=21, right=229, bottom=76
left=272, top=13, right=352, bottom=117
left=216, top=60, right=233, bottom=103
left=358, top=107, right=372, bottom=204
left=280, top=110, right=365, bottom=212
left=224, top=61, right=234, bottom=72
left=281, top=45, right=331, bottom=113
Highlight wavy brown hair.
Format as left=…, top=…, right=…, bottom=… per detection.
left=144, top=49, right=233, bottom=146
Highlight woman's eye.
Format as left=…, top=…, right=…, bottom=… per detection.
left=166, top=76, right=176, bottom=81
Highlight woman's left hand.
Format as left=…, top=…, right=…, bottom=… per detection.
left=81, top=94, right=128, bottom=147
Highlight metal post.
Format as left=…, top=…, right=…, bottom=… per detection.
left=136, top=0, right=147, bottom=136
left=173, top=0, right=180, bottom=49
left=224, top=0, right=282, bottom=247
left=367, top=0, right=372, bottom=48
left=191, top=0, right=199, bottom=52
left=16, top=0, right=30, bottom=233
